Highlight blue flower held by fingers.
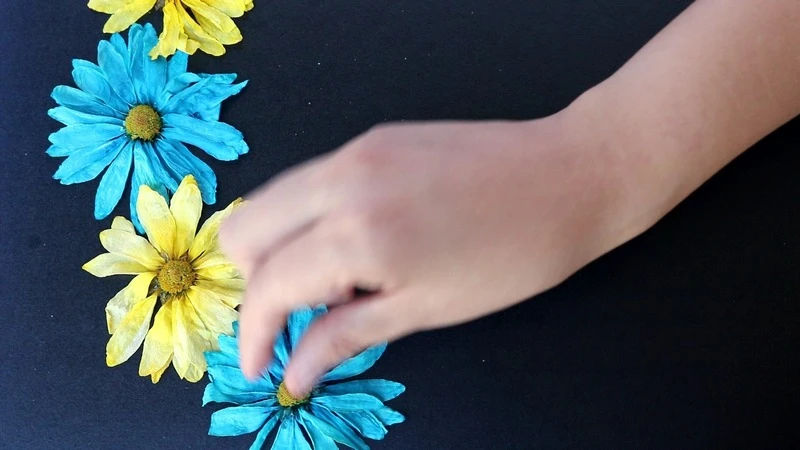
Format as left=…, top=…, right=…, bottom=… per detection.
left=47, top=23, right=248, bottom=231
left=204, top=306, right=406, bottom=449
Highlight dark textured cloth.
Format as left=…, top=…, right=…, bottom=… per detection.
left=2, top=1, right=798, bottom=448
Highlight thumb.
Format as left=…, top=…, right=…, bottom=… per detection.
left=282, top=295, right=409, bottom=397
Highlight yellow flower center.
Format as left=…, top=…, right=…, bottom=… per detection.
left=157, top=259, right=196, bottom=294
left=276, top=382, right=309, bottom=408
left=124, top=105, right=162, bottom=141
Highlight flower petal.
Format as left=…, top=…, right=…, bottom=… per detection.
left=172, top=299, right=213, bottom=381
left=111, top=216, right=136, bottom=233
left=195, top=279, right=244, bottom=308
left=320, top=379, right=405, bottom=402
left=301, top=407, right=368, bottom=450
left=173, top=1, right=226, bottom=56
left=159, top=73, right=246, bottom=122
left=99, top=228, right=164, bottom=269
left=371, top=405, right=405, bottom=426
left=155, top=139, right=218, bottom=205
left=52, top=135, right=127, bottom=185
left=48, top=123, right=125, bottom=151
left=298, top=414, right=338, bottom=450
left=51, top=85, right=121, bottom=117
left=134, top=23, right=167, bottom=103
left=105, top=272, right=156, bottom=334
left=182, top=0, right=243, bottom=45
left=167, top=51, right=189, bottom=78
left=271, top=415, right=311, bottom=450
left=71, top=59, right=129, bottom=113
left=48, top=106, right=122, bottom=127
left=106, top=293, right=157, bottom=366
left=186, top=286, right=238, bottom=337
left=136, top=183, right=176, bottom=258
left=129, top=142, right=170, bottom=232
left=202, top=383, right=274, bottom=406
left=199, top=0, right=250, bottom=17
left=336, top=411, right=388, bottom=440
left=162, top=113, right=248, bottom=161
left=320, top=343, right=387, bottom=383
left=287, top=307, right=319, bottom=352
left=207, top=363, right=275, bottom=396
left=209, top=404, right=275, bottom=436
left=83, top=252, right=150, bottom=277
left=95, top=141, right=133, bottom=219
left=142, top=141, right=179, bottom=193
left=248, top=413, right=280, bottom=450
left=97, top=40, right=137, bottom=105
left=189, top=197, right=243, bottom=259
left=100, top=0, right=157, bottom=34
left=87, top=0, right=129, bottom=14
left=311, top=393, right=385, bottom=413
left=139, top=300, right=174, bottom=382
left=170, top=175, right=203, bottom=256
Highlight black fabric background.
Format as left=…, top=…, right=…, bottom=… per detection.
left=1, top=1, right=798, bottom=448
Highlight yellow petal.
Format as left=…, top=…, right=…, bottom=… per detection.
left=137, top=185, right=177, bottom=258
left=182, top=0, right=242, bottom=45
left=101, top=0, right=157, bottom=33
left=189, top=198, right=243, bottom=260
left=111, top=216, right=136, bottom=233
left=174, top=0, right=226, bottom=56
left=106, top=293, right=157, bottom=366
left=198, top=0, right=249, bottom=17
left=87, top=0, right=129, bottom=14
left=150, top=1, right=182, bottom=59
left=186, top=286, right=238, bottom=339
left=83, top=253, right=150, bottom=277
left=195, top=278, right=244, bottom=308
left=100, top=229, right=164, bottom=270
left=170, top=176, right=203, bottom=257
left=106, top=272, right=156, bottom=334
left=139, top=301, right=174, bottom=382
left=244, top=0, right=253, bottom=11
left=172, top=299, right=212, bottom=382
left=194, top=250, right=241, bottom=280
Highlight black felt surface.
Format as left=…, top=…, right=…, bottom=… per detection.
left=2, top=1, right=799, bottom=448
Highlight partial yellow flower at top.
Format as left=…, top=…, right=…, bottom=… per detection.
left=83, top=176, right=245, bottom=383
left=87, top=0, right=254, bottom=59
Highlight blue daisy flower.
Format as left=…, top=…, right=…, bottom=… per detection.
left=47, top=23, right=248, bottom=231
left=204, top=306, right=405, bottom=449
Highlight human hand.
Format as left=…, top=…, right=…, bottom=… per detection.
left=219, top=109, right=641, bottom=396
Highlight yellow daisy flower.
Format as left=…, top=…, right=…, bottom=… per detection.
left=87, top=0, right=254, bottom=59
left=83, top=175, right=244, bottom=382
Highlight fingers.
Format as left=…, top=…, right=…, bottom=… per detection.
left=236, top=216, right=380, bottom=379
left=219, top=154, right=335, bottom=278
left=282, top=294, right=411, bottom=397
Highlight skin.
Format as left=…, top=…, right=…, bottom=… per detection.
left=219, top=0, right=800, bottom=397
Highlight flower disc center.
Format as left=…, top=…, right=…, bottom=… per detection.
left=125, top=105, right=162, bottom=141
left=158, top=259, right=195, bottom=294
left=277, top=382, right=309, bottom=408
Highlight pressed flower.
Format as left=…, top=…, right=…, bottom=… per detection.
left=88, top=0, right=254, bottom=59
left=47, top=23, right=248, bottom=231
left=83, top=175, right=244, bottom=382
left=203, top=307, right=405, bottom=449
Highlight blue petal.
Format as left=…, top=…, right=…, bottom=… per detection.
left=48, top=123, right=124, bottom=150
left=320, top=379, right=405, bottom=402
left=155, top=139, right=217, bottom=204
left=53, top=135, right=127, bottom=185
left=371, top=405, right=405, bottom=426
left=46, top=145, right=72, bottom=157
left=160, top=73, right=247, bottom=121
left=167, top=51, right=189, bottom=79
left=268, top=331, right=290, bottom=382
left=142, top=141, right=178, bottom=193
left=320, top=343, right=387, bottom=383
left=205, top=334, right=239, bottom=368
left=311, top=393, right=385, bottom=412
left=298, top=415, right=338, bottom=450
left=208, top=364, right=276, bottom=397
left=287, top=307, right=317, bottom=352
left=248, top=414, right=280, bottom=450
left=209, top=404, right=276, bottom=437
left=161, top=114, right=248, bottom=161
left=203, top=383, right=276, bottom=407
left=109, top=33, right=128, bottom=61
left=303, top=406, right=368, bottom=450
left=129, top=142, right=170, bottom=232
left=135, top=23, right=167, bottom=103
left=336, top=411, right=387, bottom=440
left=48, top=106, right=123, bottom=126
left=97, top=40, right=136, bottom=105
left=71, top=59, right=129, bottom=113
left=51, top=85, right=120, bottom=118
left=271, top=415, right=311, bottom=450
left=94, top=141, right=133, bottom=219
left=155, top=73, right=202, bottom=109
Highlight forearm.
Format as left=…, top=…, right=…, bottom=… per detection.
left=568, top=0, right=800, bottom=240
